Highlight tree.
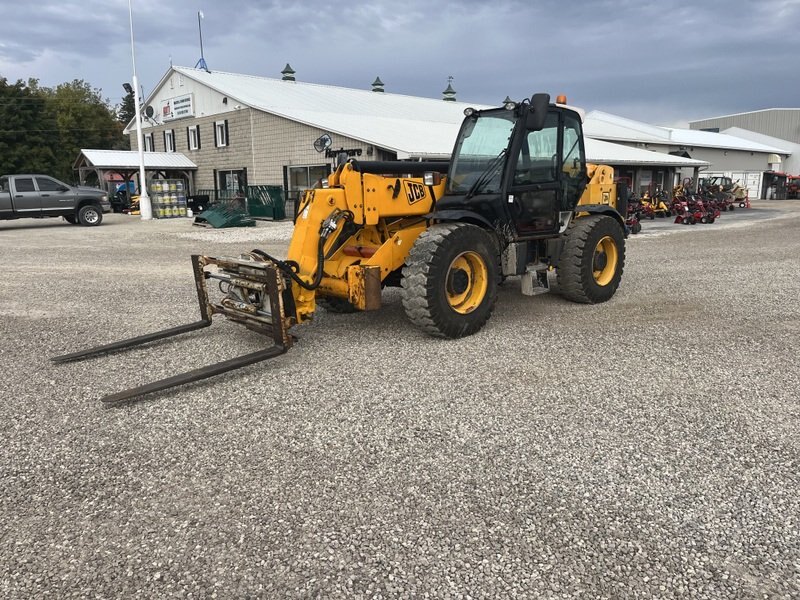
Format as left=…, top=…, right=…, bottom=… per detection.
left=0, top=76, right=125, bottom=182
left=0, top=77, right=57, bottom=176
left=117, top=90, right=136, bottom=126
left=44, top=80, right=126, bottom=181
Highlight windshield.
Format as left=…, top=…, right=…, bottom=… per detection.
left=448, top=112, right=516, bottom=194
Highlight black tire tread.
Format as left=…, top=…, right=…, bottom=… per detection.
left=78, top=204, right=103, bottom=226
left=557, top=215, right=625, bottom=304
left=401, top=223, right=497, bottom=338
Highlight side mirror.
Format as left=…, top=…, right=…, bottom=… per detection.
left=526, top=93, right=550, bottom=131
left=58, top=186, right=70, bottom=192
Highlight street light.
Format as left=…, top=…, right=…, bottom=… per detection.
left=127, top=0, right=152, bottom=220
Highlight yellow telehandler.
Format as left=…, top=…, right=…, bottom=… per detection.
left=54, top=93, right=628, bottom=404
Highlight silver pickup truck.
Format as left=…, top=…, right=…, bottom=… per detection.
left=0, top=174, right=111, bottom=226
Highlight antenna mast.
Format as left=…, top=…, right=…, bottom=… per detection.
left=195, top=11, right=209, bottom=71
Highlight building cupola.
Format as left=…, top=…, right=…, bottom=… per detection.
left=443, top=76, right=456, bottom=102
left=281, top=64, right=296, bottom=82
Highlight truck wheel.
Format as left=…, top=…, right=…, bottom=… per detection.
left=78, top=204, right=103, bottom=226
left=63, top=215, right=77, bottom=224
left=557, top=215, right=625, bottom=304
left=401, top=223, right=498, bottom=338
left=317, top=296, right=357, bottom=313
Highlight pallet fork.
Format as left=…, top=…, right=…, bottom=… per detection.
left=52, top=254, right=294, bottom=405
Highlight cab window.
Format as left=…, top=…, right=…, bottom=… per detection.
left=15, top=178, right=35, bottom=192
left=514, top=113, right=559, bottom=185
left=36, top=177, right=63, bottom=192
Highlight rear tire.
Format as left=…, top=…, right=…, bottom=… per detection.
left=78, top=204, right=103, bottom=226
left=557, top=215, right=625, bottom=304
left=401, top=223, right=498, bottom=338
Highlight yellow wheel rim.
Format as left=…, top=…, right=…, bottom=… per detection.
left=446, top=251, right=488, bottom=314
left=593, top=235, right=618, bottom=286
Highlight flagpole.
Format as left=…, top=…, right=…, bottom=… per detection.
left=128, top=0, right=152, bottom=220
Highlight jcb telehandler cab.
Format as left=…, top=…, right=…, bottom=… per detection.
left=54, top=93, right=627, bottom=404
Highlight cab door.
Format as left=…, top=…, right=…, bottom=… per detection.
left=10, top=177, right=41, bottom=214
left=506, top=110, right=586, bottom=238
left=36, top=176, right=73, bottom=213
left=506, top=112, right=562, bottom=237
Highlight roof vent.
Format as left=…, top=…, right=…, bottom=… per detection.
left=371, top=77, right=385, bottom=93
left=443, top=76, right=456, bottom=102
left=281, top=63, right=296, bottom=82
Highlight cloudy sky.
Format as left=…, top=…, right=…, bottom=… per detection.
left=1, top=0, right=798, bottom=126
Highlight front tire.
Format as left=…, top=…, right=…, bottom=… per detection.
left=557, top=215, right=625, bottom=304
left=78, top=204, right=103, bottom=226
left=401, top=223, right=498, bottom=338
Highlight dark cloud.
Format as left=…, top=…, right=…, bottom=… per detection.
left=1, top=0, right=798, bottom=124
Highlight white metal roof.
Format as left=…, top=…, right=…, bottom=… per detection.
left=584, top=110, right=789, bottom=154
left=77, top=149, right=197, bottom=169
left=665, top=128, right=791, bottom=153
left=138, top=68, right=708, bottom=167
left=689, top=107, right=800, bottom=123
left=585, top=138, right=708, bottom=167
left=173, top=67, right=490, bottom=158
left=722, top=127, right=800, bottom=152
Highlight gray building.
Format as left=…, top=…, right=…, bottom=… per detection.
left=690, top=109, right=800, bottom=144
left=690, top=109, right=800, bottom=197
left=585, top=111, right=791, bottom=199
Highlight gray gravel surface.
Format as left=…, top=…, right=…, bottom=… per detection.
left=1, top=202, right=799, bottom=598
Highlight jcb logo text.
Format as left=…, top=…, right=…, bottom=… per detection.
left=405, top=182, right=427, bottom=204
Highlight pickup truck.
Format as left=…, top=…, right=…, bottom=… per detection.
left=0, top=174, right=111, bottom=226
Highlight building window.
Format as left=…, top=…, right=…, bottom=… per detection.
left=214, top=120, right=229, bottom=147
left=287, top=165, right=329, bottom=204
left=164, top=129, right=175, bottom=153
left=143, top=133, right=154, bottom=152
left=187, top=125, right=201, bottom=151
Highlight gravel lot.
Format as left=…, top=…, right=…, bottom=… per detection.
left=1, top=202, right=799, bottom=598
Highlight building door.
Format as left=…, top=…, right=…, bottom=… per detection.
left=638, top=170, right=652, bottom=196
left=218, top=169, right=247, bottom=196
left=745, top=173, right=761, bottom=199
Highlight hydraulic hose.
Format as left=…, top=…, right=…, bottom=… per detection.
left=250, top=208, right=353, bottom=291
left=250, top=236, right=325, bottom=291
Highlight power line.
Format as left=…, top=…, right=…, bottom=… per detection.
left=0, top=127, right=125, bottom=133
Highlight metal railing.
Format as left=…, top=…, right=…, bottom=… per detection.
left=194, top=186, right=287, bottom=220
